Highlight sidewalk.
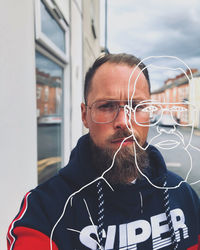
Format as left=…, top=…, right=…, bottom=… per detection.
left=194, top=128, right=200, bottom=136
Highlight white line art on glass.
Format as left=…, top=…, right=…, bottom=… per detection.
left=125, top=55, right=200, bottom=189
left=49, top=55, right=200, bottom=250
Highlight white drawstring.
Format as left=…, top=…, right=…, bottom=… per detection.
left=139, top=191, right=143, bottom=214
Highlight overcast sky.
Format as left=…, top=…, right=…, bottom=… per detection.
left=100, top=0, right=200, bottom=91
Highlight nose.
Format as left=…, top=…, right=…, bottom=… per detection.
left=157, top=114, right=176, bottom=133
left=157, top=111, right=176, bottom=133
left=157, top=124, right=176, bottom=134
left=113, top=106, right=128, bottom=129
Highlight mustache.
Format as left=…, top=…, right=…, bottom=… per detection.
left=107, top=129, right=140, bottom=143
left=149, top=130, right=184, bottom=145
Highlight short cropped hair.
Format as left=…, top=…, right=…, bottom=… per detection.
left=84, top=53, right=150, bottom=104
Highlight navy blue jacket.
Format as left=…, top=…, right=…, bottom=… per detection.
left=7, top=134, right=200, bottom=249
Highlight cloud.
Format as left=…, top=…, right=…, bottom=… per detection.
left=103, top=0, right=200, bottom=90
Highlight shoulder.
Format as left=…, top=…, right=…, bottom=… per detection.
left=166, top=170, right=200, bottom=206
left=166, top=170, right=183, bottom=186
left=31, top=172, right=75, bottom=214
left=10, top=172, right=75, bottom=237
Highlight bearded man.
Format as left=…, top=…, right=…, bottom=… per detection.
left=7, top=53, right=200, bottom=250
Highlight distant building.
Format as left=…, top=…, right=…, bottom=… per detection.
left=151, top=69, right=200, bottom=126
left=36, top=69, right=62, bottom=117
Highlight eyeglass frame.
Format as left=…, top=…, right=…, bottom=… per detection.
left=85, top=100, right=127, bottom=124
left=85, top=99, right=149, bottom=124
left=134, top=101, right=197, bottom=127
left=85, top=99, right=197, bottom=126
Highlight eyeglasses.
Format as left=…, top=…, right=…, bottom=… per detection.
left=86, top=100, right=196, bottom=126
left=86, top=99, right=147, bottom=124
left=134, top=102, right=196, bottom=127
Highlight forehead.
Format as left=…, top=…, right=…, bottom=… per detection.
left=88, top=62, right=150, bottom=103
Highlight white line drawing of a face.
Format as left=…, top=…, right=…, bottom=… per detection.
left=49, top=55, right=200, bottom=250
left=124, top=55, right=200, bottom=189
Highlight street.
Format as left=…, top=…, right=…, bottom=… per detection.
left=147, top=126, right=200, bottom=196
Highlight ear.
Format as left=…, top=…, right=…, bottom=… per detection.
left=81, top=103, right=89, bottom=128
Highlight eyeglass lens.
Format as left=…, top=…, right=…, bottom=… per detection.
left=135, top=103, right=191, bottom=125
left=90, top=100, right=192, bottom=125
left=91, top=100, right=121, bottom=123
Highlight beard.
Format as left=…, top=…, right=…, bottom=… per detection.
left=89, top=130, right=149, bottom=185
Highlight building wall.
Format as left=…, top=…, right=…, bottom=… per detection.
left=70, top=0, right=84, bottom=149
left=151, top=82, right=190, bottom=124
left=0, top=1, right=101, bottom=247
left=83, top=0, right=101, bottom=80
left=82, top=0, right=101, bottom=134
left=189, top=77, right=200, bottom=128
left=0, top=1, right=37, bottom=248
left=177, top=84, right=189, bottom=102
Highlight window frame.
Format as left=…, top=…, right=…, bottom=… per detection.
left=35, top=0, right=69, bottom=63
left=35, top=46, right=66, bottom=183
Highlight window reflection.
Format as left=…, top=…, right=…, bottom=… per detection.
left=36, top=51, right=63, bottom=184
left=40, top=0, right=65, bottom=53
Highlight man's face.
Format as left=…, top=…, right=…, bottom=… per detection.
left=81, top=62, right=150, bottom=151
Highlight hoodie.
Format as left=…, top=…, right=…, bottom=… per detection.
left=7, top=134, right=200, bottom=250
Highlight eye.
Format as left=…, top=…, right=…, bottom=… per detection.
left=170, top=106, right=188, bottom=112
left=97, top=101, right=117, bottom=111
left=131, top=101, right=142, bottom=109
left=140, top=105, right=158, bottom=113
left=131, top=102, right=138, bottom=109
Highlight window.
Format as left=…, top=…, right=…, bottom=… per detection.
left=36, top=86, right=42, bottom=99
left=35, top=0, right=69, bottom=62
left=35, top=0, right=69, bottom=184
left=173, top=88, right=177, bottom=102
left=44, top=86, right=49, bottom=102
left=166, top=89, right=169, bottom=102
left=36, top=51, right=63, bottom=184
left=40, top=0, right=65, bottom=52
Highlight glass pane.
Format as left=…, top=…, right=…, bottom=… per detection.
left=40, top=0, right=65, bottom=53
left=36, top=51, right=63, bottom=184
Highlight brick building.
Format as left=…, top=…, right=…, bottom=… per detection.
left=151, top=69, right=200, bottom=125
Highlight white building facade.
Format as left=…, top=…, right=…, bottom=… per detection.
left=189, top=76, right=200, bottom=128
left=0, top=0, right=100, bottom=248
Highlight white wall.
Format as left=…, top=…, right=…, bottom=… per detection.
left=189, top=77, right=200, bottom=128
left=0, top=1, right=100, bottom=248
left=70, top=0, right=84, bottom=149
left=83, top=0, right=101, bottom=76
left=0, top=0, right=37, bottom=248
